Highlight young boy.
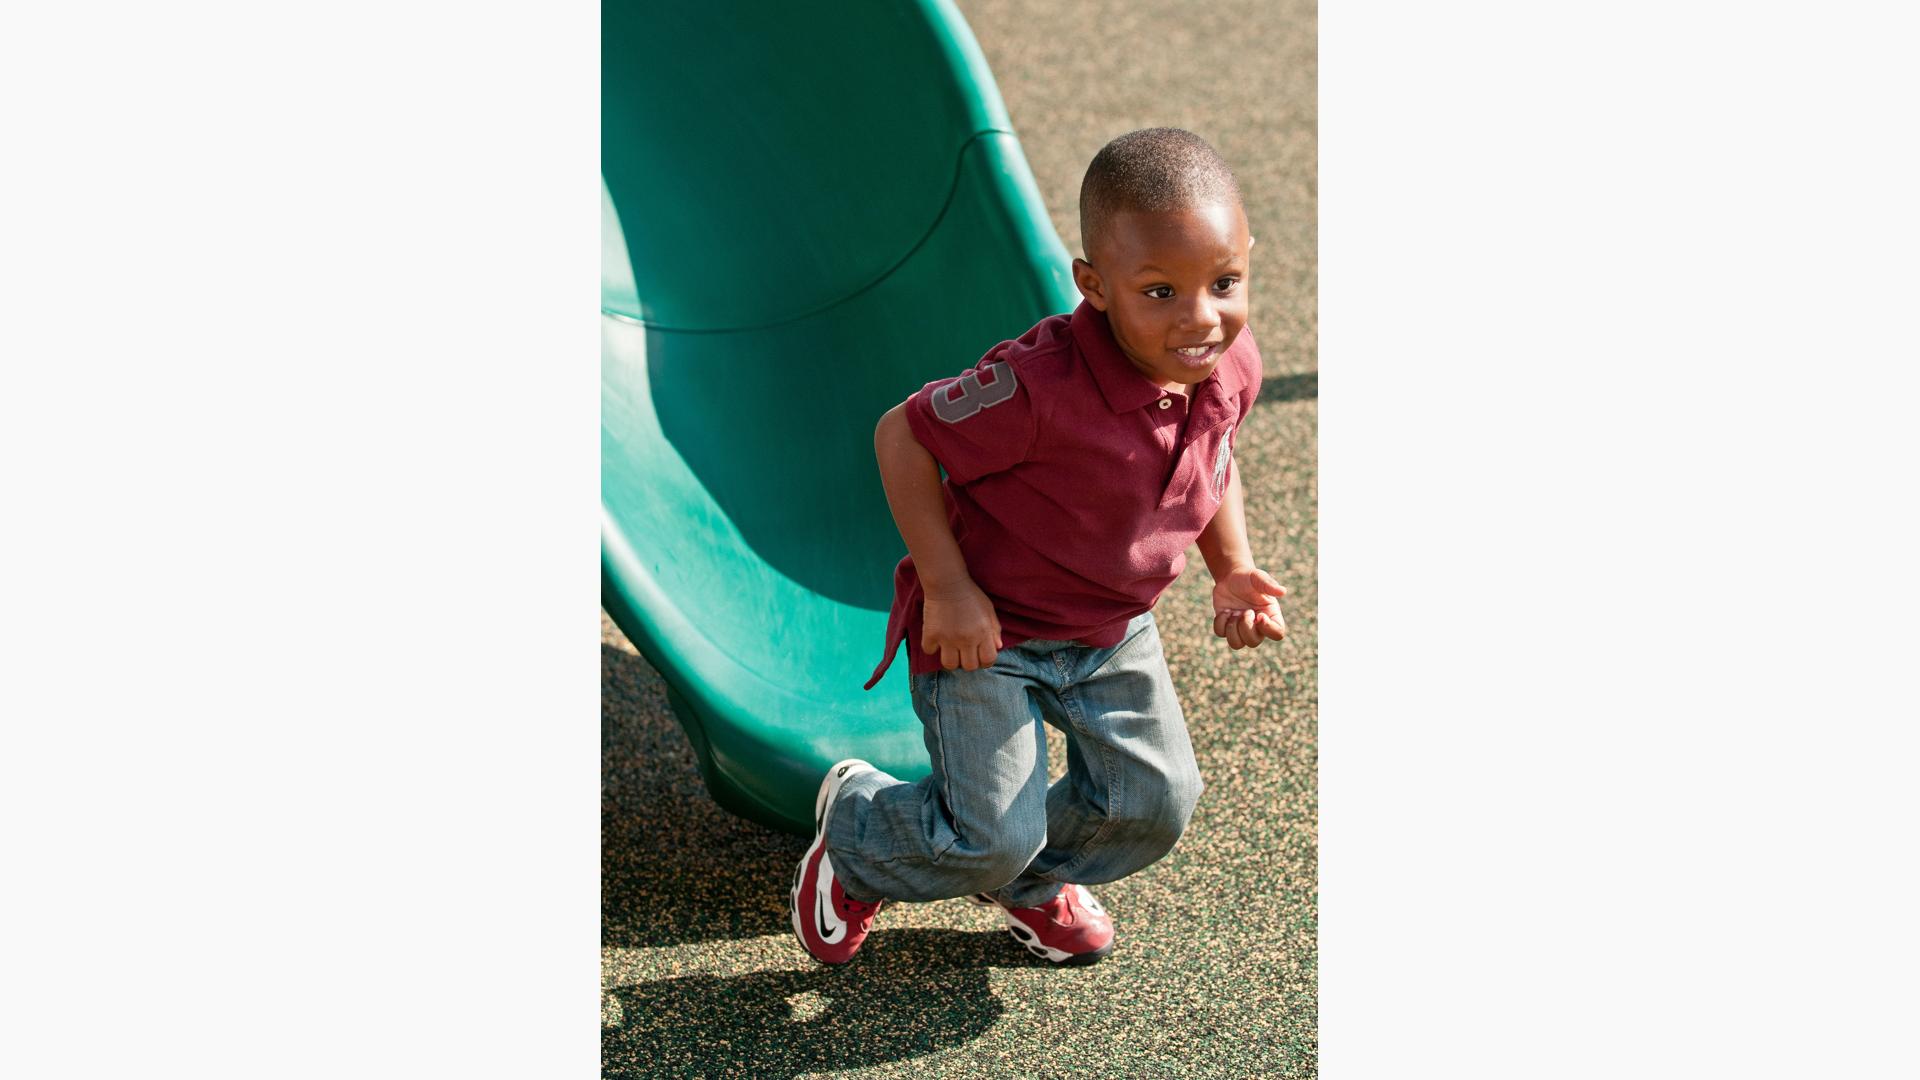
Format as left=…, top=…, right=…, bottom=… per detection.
left=792, top=128, right=1287, bottom=966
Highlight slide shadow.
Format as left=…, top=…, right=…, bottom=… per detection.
left=603, top=642, right=808, bottom=949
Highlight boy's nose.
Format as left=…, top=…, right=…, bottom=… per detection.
left=1179, top=298, right=1221, bottom=331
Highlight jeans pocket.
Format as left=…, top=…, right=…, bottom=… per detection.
left=909, top=671, right=935, bottom=712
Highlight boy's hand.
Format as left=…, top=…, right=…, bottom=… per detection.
left=922, top=579, right=1004, bottom=671
left=1211, top=566, right=1287, bottom=650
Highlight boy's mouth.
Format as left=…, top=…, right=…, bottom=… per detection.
left=1173, top=343, right=1221, bottom=363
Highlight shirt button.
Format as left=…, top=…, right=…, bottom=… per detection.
left=1157, top=398, right=1172, bottom=410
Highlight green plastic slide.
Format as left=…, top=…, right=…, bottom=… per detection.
left=601, top=0, right=1078, bottom=836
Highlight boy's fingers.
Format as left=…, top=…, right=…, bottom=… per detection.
left=940, top=644, right=958, bottom=669
left=977, top=642, right=998, bottom=669
left=1253, top=570, right=1288, bottom=597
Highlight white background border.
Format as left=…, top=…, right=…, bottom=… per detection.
left=4, top=2, right=599, bottom=1074
left=1322, top=1, right=1918, bottom=1075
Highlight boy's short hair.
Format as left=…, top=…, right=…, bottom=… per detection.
left=1079, top=128, right=1242, bottom=260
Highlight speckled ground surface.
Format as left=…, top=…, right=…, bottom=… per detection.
left=602, top=1, right=1317, bottom=1075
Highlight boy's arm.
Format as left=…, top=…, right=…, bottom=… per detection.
left=1195, top=466, right=1288, bottom=649
left=874, top=403, right=1003, bottom=671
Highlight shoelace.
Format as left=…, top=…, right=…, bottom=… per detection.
left=839, top=895, right=881, bottom=919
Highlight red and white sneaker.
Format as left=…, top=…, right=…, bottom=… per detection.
left=967, top=884, right=1115, bottom=965
left=791, top=759, right=885, bottom=965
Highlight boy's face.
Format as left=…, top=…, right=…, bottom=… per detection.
left=1072, top=201, right=1253, bottom=392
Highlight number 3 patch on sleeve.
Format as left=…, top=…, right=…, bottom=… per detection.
left=930, top=361, right=1018, bottom=423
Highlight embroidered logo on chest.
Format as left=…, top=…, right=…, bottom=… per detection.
left=1212, top=425, right=1234, bottom=496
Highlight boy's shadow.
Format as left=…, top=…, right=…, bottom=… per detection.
left=602, top=928, right=1018, bottom=1078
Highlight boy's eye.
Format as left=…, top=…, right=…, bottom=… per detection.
left=1213, top=277, right=1240, bottom=293
left=1144, top=286, right=1174, bottom=300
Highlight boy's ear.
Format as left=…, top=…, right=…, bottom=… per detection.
left=1071, top=258, right=1109, bottom=311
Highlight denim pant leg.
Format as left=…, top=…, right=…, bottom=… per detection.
left=990, top=611, right=1206, bottom=909
left=825, top=645, right=1058, bottom=904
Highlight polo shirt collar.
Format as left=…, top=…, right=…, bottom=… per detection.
left=1070, top=300, right=1246, bottom=414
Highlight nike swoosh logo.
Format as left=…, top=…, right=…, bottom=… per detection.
left=813, top=851, right=845, bottom=943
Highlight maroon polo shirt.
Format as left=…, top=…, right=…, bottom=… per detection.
left=864, top=300, right=1263, bottom=689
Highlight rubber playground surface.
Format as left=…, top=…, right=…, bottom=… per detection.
left=601, top=0, right=1317, bottom=1074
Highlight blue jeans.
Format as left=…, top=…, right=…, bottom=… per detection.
left=827, top=611, right=1204, bottom=908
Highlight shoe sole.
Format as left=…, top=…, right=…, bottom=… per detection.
left=965, top=893, right=1115, bottom=966
left=789, top=758, right=874, bottom=964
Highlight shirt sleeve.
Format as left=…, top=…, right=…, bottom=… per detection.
left=902, top=357, right=1037, bottom=485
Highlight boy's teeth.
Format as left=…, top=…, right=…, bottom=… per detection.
left=1176, top=346, right=1212, bottom=357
